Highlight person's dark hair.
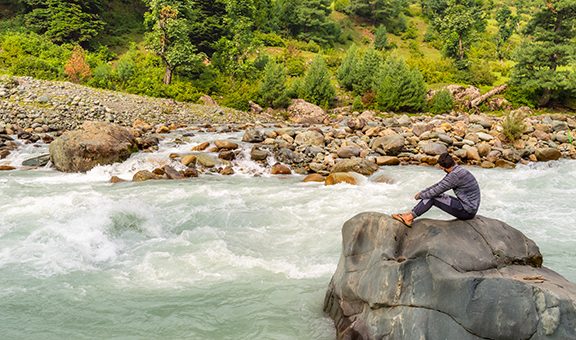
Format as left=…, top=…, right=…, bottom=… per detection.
left=438, top=152, right=455, bottom=169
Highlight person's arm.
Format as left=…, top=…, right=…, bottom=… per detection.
left=419, top=171, right=458, bottom=199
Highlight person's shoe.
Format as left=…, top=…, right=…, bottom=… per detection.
left=392, top=212, right=414, bottom=228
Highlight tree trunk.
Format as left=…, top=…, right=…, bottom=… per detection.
left=539, top=88, right=552, bottom=107
left=470, top=84, right=508, bottom=107
left=163, top=66, right=172, bottom=85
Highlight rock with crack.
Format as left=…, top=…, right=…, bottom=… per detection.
left=323, top=212, right=576, bottom=339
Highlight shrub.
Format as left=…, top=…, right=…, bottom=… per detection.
left=352, top=95, right=364, bottom=111
left=354, top=48, right=382, bottom=95
left=337, top=44, right=359, bottom=91
left=428, top=90, right=454, bottom=114
left=64, top=46, right=92, bottom=83
left=254, top=32, right=285, bottom=47
left=88, top=63, right=114, bottom=89
left=501, top=110, right=526, bottom=142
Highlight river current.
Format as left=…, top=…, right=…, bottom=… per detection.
left=0, top=129, right=575, bottom=339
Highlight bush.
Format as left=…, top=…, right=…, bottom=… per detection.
left=337, top=44, right=359, bottom=91
left=501, top=110, right=526, bottom=142
left=254, top=32, right=285, bottom=47
left=504, top=85, right=538, bottom=108
left=88, top=63, right=114, bottom=89
left=64, top=46, right=92, bottom=83
left=0, top=32, right=67, bottom=79
left=428, top=90, right=454, bottom=114
left=352, top=95, right=364, bottom=111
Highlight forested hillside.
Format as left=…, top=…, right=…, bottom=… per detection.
left=0, top=0, right=574, bottom=112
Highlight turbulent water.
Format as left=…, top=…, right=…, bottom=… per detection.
left=1, top=129, right=575, bottom=339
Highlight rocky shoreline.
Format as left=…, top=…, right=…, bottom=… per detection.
left=1, top=75, right=575, bottom=178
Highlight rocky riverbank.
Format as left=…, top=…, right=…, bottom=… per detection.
left=1, top=75, right=576, bottom=177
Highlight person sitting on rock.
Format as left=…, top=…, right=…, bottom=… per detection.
left=392, top=152, right=480, bottom=227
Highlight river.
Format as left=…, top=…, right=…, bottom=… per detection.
left=1, top=129, right=574, bottom=339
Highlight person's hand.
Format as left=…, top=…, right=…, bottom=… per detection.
left=414, top=192, right=421, bottom=200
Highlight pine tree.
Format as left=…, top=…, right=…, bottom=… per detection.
left=22, top=0, right=105, bottom=44
left=375, top=58, right=426, bottom=112
left=374, top=25, right=388, bottom=50
left=258, top=61, right=289, bottom=108
left=337, top=44, right=359, bottom=91
left=301, top=55, right=336, bottom=108
left=144, top=1, right=202, bottom=84
left=278, top=0, right=339, bottom=45
left=346, top=0, right=408, bottom=34
left=354, top=48, right=382, bottom=95
left=511, top=0, right=576, bottom=107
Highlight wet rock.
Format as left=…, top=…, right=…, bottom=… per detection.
left=303, top=173, right=325, bottom=182
left=164, top=165, right=184, bottom=180
left=192, top=141, right=210, bottom=151
left=132, top=170, right=159, bottom=182
left=271, top=163, right=291, bottom=175
left=420, top=142, right=448, bottom=156
left=536, top=148, right=562, bottom=162
left=332, top=159, right=378, bottom=176
left=0, top=165, right=16, bottom=171
left=110, top=176, right=126, bottom=183
left=242, top=128, right=265, bottom=143
left=294, top=130, right=325, bottom=147
left=325, top=172, right=358, bottom=186
left=372, top=134, right=405, bottom=156
left=336, top=146, right=362, bottom=159
left=324, top=212, right=576, bottom=340
left=375, top=156, right=400, bottom=166
left=22, top=154, right=50, bottom=167
left=49, top=122, right=137, bottom=173
left=215, top=140, right=238, bottom=150
left=250, top=147, right=269, bottom=161
left=196, top=153, right=218, bottom=168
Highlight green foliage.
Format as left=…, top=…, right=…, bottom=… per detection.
left=501, top=110, right=526, bottom=142
left=352, top=95, right=364, bottom=111
left=510, top=0, right=576, bottom=107
left=258, top=61, right=289, bottom=108
left=375, top=57, right=426, bottom=112
left=495, top=6, right=518, bottom=60
left=218, top=78, right=259, bottom=111
left=333, top=0, right=351, bottom=11
left=144, top=1, right=203, bottom=84
left=425, top=0, right=486, bottom=62
left=346, top=0, right=408, bottom=34
left=373, top=25, right=388, bottom=50
left=254, top=32, right=285, bottom=47
left=428, top=89, right=454, bottom=114
left=504, top=85, right=537, bottom=108
left=301, top=55, right=336, bottom=107
left=0, top=32, right=67, bottom=79
left=353, top=48, right=383, bottom=95
left=278, top=0, right=340, bottom=45
left=337, top=48, right=353, bottom=89
left=22, top=0, right=105, bottom=45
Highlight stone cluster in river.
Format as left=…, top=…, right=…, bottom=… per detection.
left=2, top=75, right=576, bottom=176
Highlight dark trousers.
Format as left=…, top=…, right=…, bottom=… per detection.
left=412, top=194, right=475, bottom=220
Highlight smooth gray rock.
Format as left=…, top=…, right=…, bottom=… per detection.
left=324, top=212, right=576, bottom=340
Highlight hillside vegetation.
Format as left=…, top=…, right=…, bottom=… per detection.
left=0, top=0, right=574, bottom=113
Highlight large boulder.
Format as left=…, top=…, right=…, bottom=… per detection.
left=324, top=212, right=576, bottom=340
left=287, top=99, right=328, bottom=124
left=49, top=122, right=137, bottom=172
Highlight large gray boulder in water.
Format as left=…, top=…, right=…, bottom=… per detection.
left=324, top=212, right=576, bottom=339
left=49, top=121, right=137, bottom=172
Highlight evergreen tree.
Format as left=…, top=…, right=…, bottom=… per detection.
left=278, top=0, right=339, bottom=45
left=188, top=0, right=227, bottom=56
left=337, top=44, right=359, bottom=91
left=375, top=58, right=426, bottom=112
left=511, top=0, right=576, bottom=107
left=354, top=48, right=382, bottom=95
left=347, top=0, right=408, bottom=34
left=21, top=0, right=105, bottom=44
left=495, top=6, right=518, bottom=60
left=258, top=60, right=289, bottom=108
left=374, top=25, right=388, bottom=50
left=144, top=1, right=202, bottom=84
left=301, top=55, right=336, bottom=107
